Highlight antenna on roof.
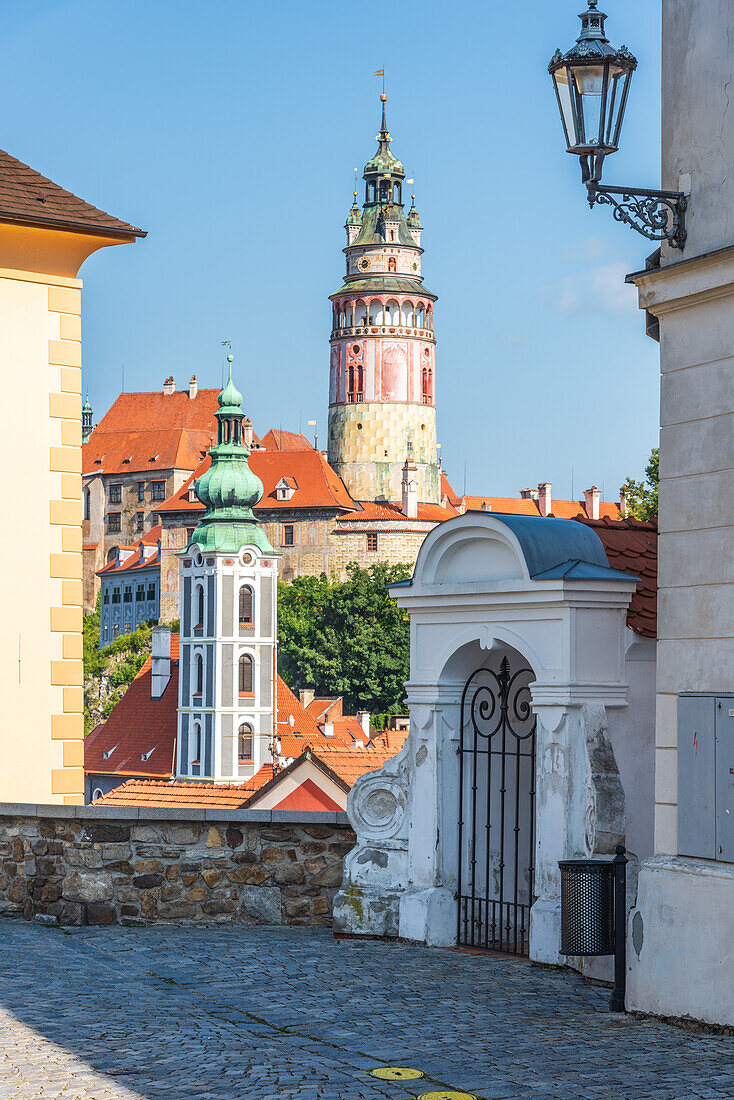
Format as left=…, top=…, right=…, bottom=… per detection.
left=221, top=340, right=231, bottom=389
left=463, top=460, right=467, bottom=496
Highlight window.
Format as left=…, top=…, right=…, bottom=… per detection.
left=137, top=482, right=145, bottom=501
left=347, top=364, right=364, bottom=403
left=147, top=583, right=156, bottom=601
left=195, top=584, right=204, bottom=628
left=152, top=481, right=166, bottom=501
left=84, top=488, right=90, bottom=521
left=422, top=366, right=433, bottom=405
left=92, top=787, right=104, bottom=803
left=103, top=588, right=109, bottom=605
left=367, top=533, right=378, bottom=553
left=239, top=586, right=253, bottom=624
left=135, top=512, right=144, bottom=532
left=108, top=513, right=121, bottom=533
left=238, top=653, right=254, bottom=695
left=123, top=585, right=132, bottom=603
left=109, top=484, right=122, bottom=504
left=112, top=624, right=120, bottom=638
left=136, top=584, right=145, bottom=602
left=238, top=723, right=253, bottom=762
left=282, top=524, right=294, bottom=547
left=185, top=526, right=195, bottom=544
left=192, top=722, right=202, bottom=764
left=388, top=257, right=397, bottom=272
left=194, top=653, right=203, bottom=696
left=111, top=587, right=121, bottom=604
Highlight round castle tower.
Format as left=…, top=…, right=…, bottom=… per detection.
left=327, top=95, right=439, bottom=505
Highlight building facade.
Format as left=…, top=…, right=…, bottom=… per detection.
left=97, top=528, right=161, bottom=646
left=176, top=358, right=280, bottom=784
left=0, top=145, right=143, bottom=805
left=328, top=95, right=439, bottom=505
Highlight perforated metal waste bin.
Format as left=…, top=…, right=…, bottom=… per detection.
left=558, top=858, right=615, bottom=956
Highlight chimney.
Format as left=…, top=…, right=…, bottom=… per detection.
left=323, top=721, right=334, bottom=738
left=188, top=375, right=198, bottom=400
left=538, top=482, right=552, bottom=517
left=242, top=417, right=254, bottom=448
left=356, top=710, right=371, bottom=736
left=151, top=625, right=171, bottom=699
left=520, top=488, right=534, bottom=499
left=619, top=485, right=628, bottom=515
left=163, top=376, right=175, bottom=396
left=401, top=458, right=418, bottom=519
left=299, top=688, right=315, bottom=708
left=584, top=486, right=601, bottom=521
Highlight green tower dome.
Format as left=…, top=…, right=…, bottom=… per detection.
left=346, top=193, right=363, bottom=227
left=186, top=355, right=275, bottom=555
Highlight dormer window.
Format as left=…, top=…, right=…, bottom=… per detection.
left=102, top=745, right=118, bottom=760
left=274, top=477, right=297, bottom=501
left=140, top=747, right=156, bottom=761
left=188, top=488, right=198, bottom=502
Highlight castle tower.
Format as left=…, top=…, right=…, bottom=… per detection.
left=327, top=95, right=439, bottom=504
left=176, top=355, right=279, bottom=783
left=82, top=392, right=94, bottom=443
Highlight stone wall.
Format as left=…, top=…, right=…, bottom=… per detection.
left=0, top=806, right=354, bottom=927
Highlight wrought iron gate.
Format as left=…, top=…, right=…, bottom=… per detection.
left=457, top=656, right=537, bottom=955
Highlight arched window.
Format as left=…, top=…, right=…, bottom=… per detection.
left=92, top=787, right=104, bottom=803
left=195, top=584, right=204, bottom=628
left=239, top=653, right=254, bottom=695
left=422, top=367, right=433, bottom=405
left=193, top=722, right=202, bottom=763
left=388, top=257, right=397, bottom=272
left=239, top=585, right=253, bottom=625
left=194, top=653, right=203, bottom=696
left=238, top=723, right=253, bottom=762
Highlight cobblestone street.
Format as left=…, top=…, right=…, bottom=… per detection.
left=1, top=920, right=734, bottom=1100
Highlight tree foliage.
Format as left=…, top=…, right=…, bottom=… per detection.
left=277, top=562, right=411, bottom=715
left=83, top=598, right=157, bottom=733
left=621, top=447, right=659, bottom=521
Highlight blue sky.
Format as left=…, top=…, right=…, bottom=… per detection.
left=4, top=0, right=662, bottom=498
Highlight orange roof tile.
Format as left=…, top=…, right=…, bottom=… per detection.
left=440, top=471, right=463, bottom=508
left=84, top=634, right=181, bottom=778
left=93, top=389, right=223, bottom=434
left=260, top=428, right=313, bottom=451
left=463, top=496, right=622, bottom=521
left=92, top=779, right=253, bottom=807
left=337, top=500, right=458, bottom=523
left=157, top=448, right=356, bottom=515
left=97, top=526, right=162, bottom=576
left=579, top=516, right=657, bottom=638
left=0, top=147, right=145, bottom=238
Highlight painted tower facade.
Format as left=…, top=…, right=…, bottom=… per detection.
left=327, top=95, right=439, bottom=504
left=177, top=357, right=279, bottom=783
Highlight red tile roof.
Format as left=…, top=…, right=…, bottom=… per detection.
left=97, top=526, right=162, bottom=576
left=84, top=634, right=181, bottom=779
left=463, top=496, right=622, bottom=521
left=93, top=779, right=254, bottom=807
left=0, top=148, right=145, bottom=238
left=83, top=427, right=215, bottom=477
left=579, top=516, right=658, bottom=638
left=441, top=471, right=463, bottom=508
left=337, top=500, right=458, bottom=523
left=93, top=389, right=222, bottom=434
left=260, top=429, right=314, bottom=451
left=305, top=697, right=343, bottom=722
left=157, top=448, right=356, bottom=515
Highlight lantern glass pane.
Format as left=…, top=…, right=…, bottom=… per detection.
left=573, top=63, right=605, bottom=146
left=553, top=66, right=577, bottom=149
left=606, top=65, right=631, bottom=149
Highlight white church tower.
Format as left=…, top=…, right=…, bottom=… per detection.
left=176, top=355, right=279, bottom=783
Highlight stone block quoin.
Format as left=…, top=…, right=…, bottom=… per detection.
left=0, top=807, right=354, bottom=927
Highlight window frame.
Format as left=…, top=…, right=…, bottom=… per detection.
left=107, top=513, right=121, bottom=533
left=238, top=652, right=254, bottom=697
left=366, top=532, right=378, bottom=553
left=151, top=480, right=166, bottom=501
left=238, top=722, right=254, bottom=763
left=282, top=523, right=294, bottom=547
left=109, top=483, right=122, bottom=504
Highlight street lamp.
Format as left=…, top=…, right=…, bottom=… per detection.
left=549, top=1, right=687, bottom=249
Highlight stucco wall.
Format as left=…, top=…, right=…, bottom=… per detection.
left=0, top=806, right=354, bottom=927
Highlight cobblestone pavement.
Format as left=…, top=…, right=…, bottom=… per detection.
left=1, top=921, right=734, bottom=1100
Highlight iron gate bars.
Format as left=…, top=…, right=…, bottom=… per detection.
left=457, top=657, right=537, bottom=955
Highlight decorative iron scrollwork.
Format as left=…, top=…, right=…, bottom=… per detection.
left=587, top=182, right=687, bottom=249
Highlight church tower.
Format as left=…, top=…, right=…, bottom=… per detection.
left=176, top=356, right=279, bottom=783
left=327, top=95, right=439, bottom=505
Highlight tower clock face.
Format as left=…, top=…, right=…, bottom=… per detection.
left=358, top=256, right=371, bottom=272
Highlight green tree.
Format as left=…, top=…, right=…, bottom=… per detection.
left=277, top=562, right=411, bottom=715
left=621, top=447, right=659, bottom=521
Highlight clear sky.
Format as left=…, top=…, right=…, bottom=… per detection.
left=4, top=0, right=662, bottom=499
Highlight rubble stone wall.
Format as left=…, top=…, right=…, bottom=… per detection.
left=0, top=806, right=354, bottom=927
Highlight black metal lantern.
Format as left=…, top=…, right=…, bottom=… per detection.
left=549, top=1, right=687, bottom=249
left=549, top=1, right=636, bottom=185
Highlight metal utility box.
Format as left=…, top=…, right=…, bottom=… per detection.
left=678, top=694, right=734, bottom=862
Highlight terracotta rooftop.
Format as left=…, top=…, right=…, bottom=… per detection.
left=157, top=447, right=356, bottom=515
left=579, top=516, right=658, bottom=638
left=260, top=428, right=314, bottom=451
left=337, top=500, right=458, bottom=524
left=0, top=148, right=145, bottom=238
left=97, top=526, right=162, bottom=576
left=92, top=779, right=254, bottom=808
left=83, top=427, right=214, bottom=478
left=463, top=496, right=622, bottom=521
left=93, top=389, right=223, bottom=434
left=84, top=634, right=181, bottom=779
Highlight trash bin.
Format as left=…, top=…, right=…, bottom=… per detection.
left=558, top=858, right=615, bottom=956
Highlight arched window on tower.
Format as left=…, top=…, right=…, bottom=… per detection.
left=422, top=367, right=433, bottom=405
left=238, top=723, right=253, bottom=762
left=388, top=257, right=397, bottom=272
left=193, top=722, right=202, bottom=764
left=239, top=585, right=253, bottom=627
left=195, top=584, right=204, bottom=629
left=238, top=653, right=254, bottom=695
left=194, top=653, right=203, bottom=697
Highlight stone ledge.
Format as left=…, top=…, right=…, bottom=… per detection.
left=0, top=803, right=351, bottom=827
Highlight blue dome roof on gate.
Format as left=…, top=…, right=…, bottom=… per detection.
left=478, top=513, right=638, bottom=581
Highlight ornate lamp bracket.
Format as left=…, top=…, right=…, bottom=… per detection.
left=586, top=181, right=687, bottom=249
